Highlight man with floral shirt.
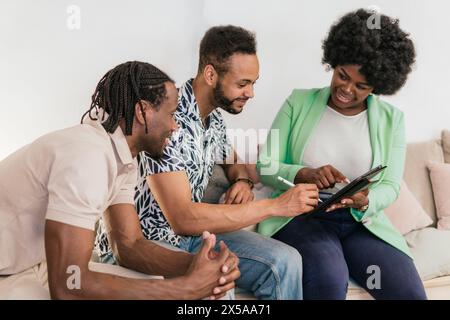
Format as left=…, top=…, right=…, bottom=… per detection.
left=96, top=26, right=319, bottom=299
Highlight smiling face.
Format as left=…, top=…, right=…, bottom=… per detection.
left=328, top=65, right=374, bottom=116
left=212, top=53, right=259, bottom=114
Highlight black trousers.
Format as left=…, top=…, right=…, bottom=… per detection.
left=273, top=208, right=427, bottom=300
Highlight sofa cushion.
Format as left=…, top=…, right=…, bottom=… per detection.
left=428, top=162, right=450, bottom=230
left=202, top=164, right=261, bottom=204
left=384, top=181, right=433, bottom=235
left=202, top=165, right=230, bottom=204
left=404, top=140, right=444, bottom=224
left=442, top=130, right=450, bottom=163
left=405, top=228, right=450, bottom=281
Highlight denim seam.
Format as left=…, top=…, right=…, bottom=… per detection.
left=236, top=253, right=283, bottom=299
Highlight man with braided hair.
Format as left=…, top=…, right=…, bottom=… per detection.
left=0, top=61, right=240, bottom=299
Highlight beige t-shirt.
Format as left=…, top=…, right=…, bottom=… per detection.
left=0, top=118, right=137, bottom=275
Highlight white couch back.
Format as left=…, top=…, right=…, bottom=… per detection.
left=403, top=139, right=445, bottom=225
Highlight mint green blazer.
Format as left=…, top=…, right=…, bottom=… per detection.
left=257, top=87, right=411, bottom=257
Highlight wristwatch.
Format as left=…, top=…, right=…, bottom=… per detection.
left=233, top=177, right=254, bottom=189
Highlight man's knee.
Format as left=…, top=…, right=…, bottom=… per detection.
left=264, top=244, right=303, bottom=299
left=272, top=244, right=303, bottom=275
left=251, top=240, right=302, bottom=280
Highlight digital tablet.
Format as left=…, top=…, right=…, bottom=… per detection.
left=303, top=165, right=387, bottom=217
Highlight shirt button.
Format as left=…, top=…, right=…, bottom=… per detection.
left=127, top=164, right=134, bottom=170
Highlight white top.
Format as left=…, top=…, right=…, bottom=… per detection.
left=302, top=106, right=372, bottom=192
left=0, top=117, right=137, bottom=275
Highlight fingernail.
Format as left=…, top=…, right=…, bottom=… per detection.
left=210, top=295, right=215, bottom=300
left=213, top=288, right=221, bottom=294
left=222, top=266, right=228, bottom=273
left=219, top=276, right=226, bottom=284
left=202, top=231, right=210, bottom=239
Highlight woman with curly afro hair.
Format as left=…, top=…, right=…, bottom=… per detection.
left=257, top=9, right=426, bottom=299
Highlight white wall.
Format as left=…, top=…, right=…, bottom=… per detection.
left=2, top=0, right=450, bottom=160
left=0, top=0, right=204, bottom=160
left=207, top=0, right=450, bottom=144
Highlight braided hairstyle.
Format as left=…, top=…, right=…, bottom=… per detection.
left=81, top=61, right=174, bottom=135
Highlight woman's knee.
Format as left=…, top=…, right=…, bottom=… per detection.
left=302, top=263, right=349, bottom=300
left=304, top=260, right=349, bottom=288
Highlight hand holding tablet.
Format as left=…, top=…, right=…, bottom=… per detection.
left=277, top=165, right=387, bottom=217
left=306, top=165, right=386, bottom=216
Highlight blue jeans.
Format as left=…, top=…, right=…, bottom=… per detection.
left=179, top=230, right=303, bottom=300
left=273, top=208, right=427, bottom=300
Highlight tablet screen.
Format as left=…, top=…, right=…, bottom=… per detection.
left=304, top=165, right=386, bottom=216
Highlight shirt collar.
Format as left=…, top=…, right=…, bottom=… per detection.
left=179, top=78, right=221, bottom=129
left=109, top=124, right=134, bottom=166
left=83, top=111, right=134, bottom=167
left=179, top=79, right=201, bottom=122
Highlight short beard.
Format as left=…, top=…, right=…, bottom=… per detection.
left=213, top=81, right=243, bottom=115
left=146, top=144, right=164, bottom=159
left=137, top=141, right=163, bottom=159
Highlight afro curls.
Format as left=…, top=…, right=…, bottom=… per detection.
left=322, top=9, right=416, bottom=95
